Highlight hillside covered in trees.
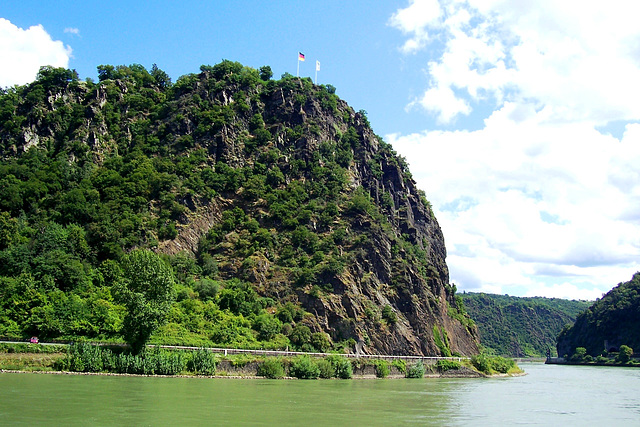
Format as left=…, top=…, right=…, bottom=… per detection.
left=0, top=62, right=478, bottom=355
left=460, top=293, right=591, bottom=357
left=556, top=273, right=640, bottom=357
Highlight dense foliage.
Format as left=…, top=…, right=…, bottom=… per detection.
left=557, top=273, right=640, bottom=357
left=0, top=61, right=455, bottom=354
left=460, top=292, right=591, bottom=357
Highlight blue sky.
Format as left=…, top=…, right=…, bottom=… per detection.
left=2, top=1, right=640, bottom=300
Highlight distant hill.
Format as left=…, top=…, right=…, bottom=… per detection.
left=0, top=61, right=479, bottom=355
left=557, top=273, right=640, bottom=357
left=460, top=293, right=591, bottom=357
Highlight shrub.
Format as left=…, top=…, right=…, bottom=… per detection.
left=617, top=345, right=633, bottom=363
left=326, top=355, right=352, bottom=379
left=188, top=348, right=217, bottom=375
left=471, top=354, right=491, bottom=374
left=435, top=359, right=460, bottom=372
left=406, top=361, right=425, bottom=378
left=316, top=358, right=335, bottom=379
left=257, top=358, right=285, bottom=379
left=373, top=359, right=390, bottom=378
left=381, top=305, right=397, bottom=325
left=391, top=359, right=406, bottom=374
left=289, top=356, right=320, bottom=379
left=489, top=356, right=515, bottom=374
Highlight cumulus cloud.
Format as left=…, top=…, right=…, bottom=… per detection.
left=0, top=18, right=72, bottom=87
left=387, top=105, right=640, bottom=298
left=385, top=0, right=640, bottom=299
left=389, top=0, right=640, bottom=125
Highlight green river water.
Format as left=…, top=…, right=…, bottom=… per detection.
left=1, top=363, right=639, bottom=426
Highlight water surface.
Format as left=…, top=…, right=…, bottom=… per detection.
left=1, top=363, right=638, bottom=425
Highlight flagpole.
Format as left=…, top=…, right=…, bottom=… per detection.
left=297, top=58, right=300, bottom=77
left=315, top=65, right=317, bottom=84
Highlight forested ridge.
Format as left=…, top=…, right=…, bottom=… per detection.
left=460, top=292, right=591, bottom=357
left=556, top=273, right=640, bottom=357
left=0, top=62, right=478, bottom=355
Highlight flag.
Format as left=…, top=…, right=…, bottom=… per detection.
left=298, top=52, right=305, bottom=61
left=316, top=60, right=320, bottom=71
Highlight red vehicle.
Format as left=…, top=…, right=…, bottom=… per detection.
left=29, top=336, right=39, bottom=344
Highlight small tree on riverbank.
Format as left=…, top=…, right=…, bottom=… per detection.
left=114, top=250, right=176, bottom=354
left=617, top=345, right=633, bottom=363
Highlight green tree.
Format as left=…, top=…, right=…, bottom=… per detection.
left=259, top=66, right=273, bottom=81
left=115, top=250, right=176, bottom=353
left=617, top=345, right=633, bottom=363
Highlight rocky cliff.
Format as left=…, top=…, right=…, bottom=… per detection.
left=0, top=62, right=479, bottom=355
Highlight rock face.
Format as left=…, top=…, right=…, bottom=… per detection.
left=0, top=62, right=479, bottom=355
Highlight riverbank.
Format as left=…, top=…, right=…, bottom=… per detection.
left=545, top=357, right=640, bottom=367
left=1, top=364, right=500, bottom=379
left=0, top=342, right=522, bottom=379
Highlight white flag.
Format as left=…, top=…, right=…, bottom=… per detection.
left=316, top=60, right=320, bottom=71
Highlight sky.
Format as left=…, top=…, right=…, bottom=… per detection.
left=2, top=0, right=639, bottom=300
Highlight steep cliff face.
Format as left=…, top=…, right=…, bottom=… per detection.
left=0, top=62, right=478, bottom=355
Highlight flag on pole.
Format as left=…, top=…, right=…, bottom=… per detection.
left=316, top=60, right=320, bottom=71
left=298, top=52, right=305, bottom=61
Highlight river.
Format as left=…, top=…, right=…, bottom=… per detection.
left=1, top=363, right=638, bottom=425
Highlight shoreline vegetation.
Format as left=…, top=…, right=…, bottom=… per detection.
left=546, top=345, right=640, bottom=368
left=0, top=343, right=522, bottom=379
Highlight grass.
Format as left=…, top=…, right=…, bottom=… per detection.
left=0, top=352, right=66, bottom=371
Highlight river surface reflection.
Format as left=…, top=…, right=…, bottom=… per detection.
left=1, top=363, right=638, bottom=425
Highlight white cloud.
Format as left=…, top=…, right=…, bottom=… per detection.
left=389, top=0, right=640, bottom=124
left=388, top=1, right=640, bottom=299
left=64, top=27, right=80, bottom=36
left=0, top=18, right=72, bottom=87
left=386, top=104, right=640, bottom=299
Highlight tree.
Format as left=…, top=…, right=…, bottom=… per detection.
left=151, top=64, right=172, bottom=90
left=617, top=345, right=633, bottom=363
left=259, top=66, right=273, bottom=81
left=114, top=249, right=176, bottom=353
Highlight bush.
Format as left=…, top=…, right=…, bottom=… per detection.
left=326, top=355, right=352, bottom=379
left=289, top=356, right=320, bottom=379
left=391, top=359, right=406, bottom=374
left=257, top=358, right=285, bottom=379
left=489, top=356, right=515, bottom=374
left=381, top=305, right=397, bottom=325
left=435, top=359, right=460, bottom=372
left=471, top=354, right=515, bottom=374
left=187, top=348, right=217, bottom=375
left=316, top=358, right=335, bottom=379
left=570, top=347, right=587, bottom=362
left=406, top=361, right=425, bottom=378
left=617, top=345, right=633, bottom=363
left=471, top=354, right=491, bottom=374
left=373, top=359, right=390, bottom=378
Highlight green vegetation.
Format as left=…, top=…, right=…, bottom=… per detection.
left=256, top=357, right=285, bottom=379
left=557, top=273, right=640, bottom=358
left=470, top=354, right=517, bottom=375
left=435, top=359, right=460, bottom=372
left=373, top=359, right=390, bottom=378
left=460, top=292, right=591, bottom=357
left=288, top=355, right=320, bottom=379
left=405, top=361, right=425, bottom=378
left=0, top=59, right=467, bottom=356
left=566, top=344, right=637, bottom=366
